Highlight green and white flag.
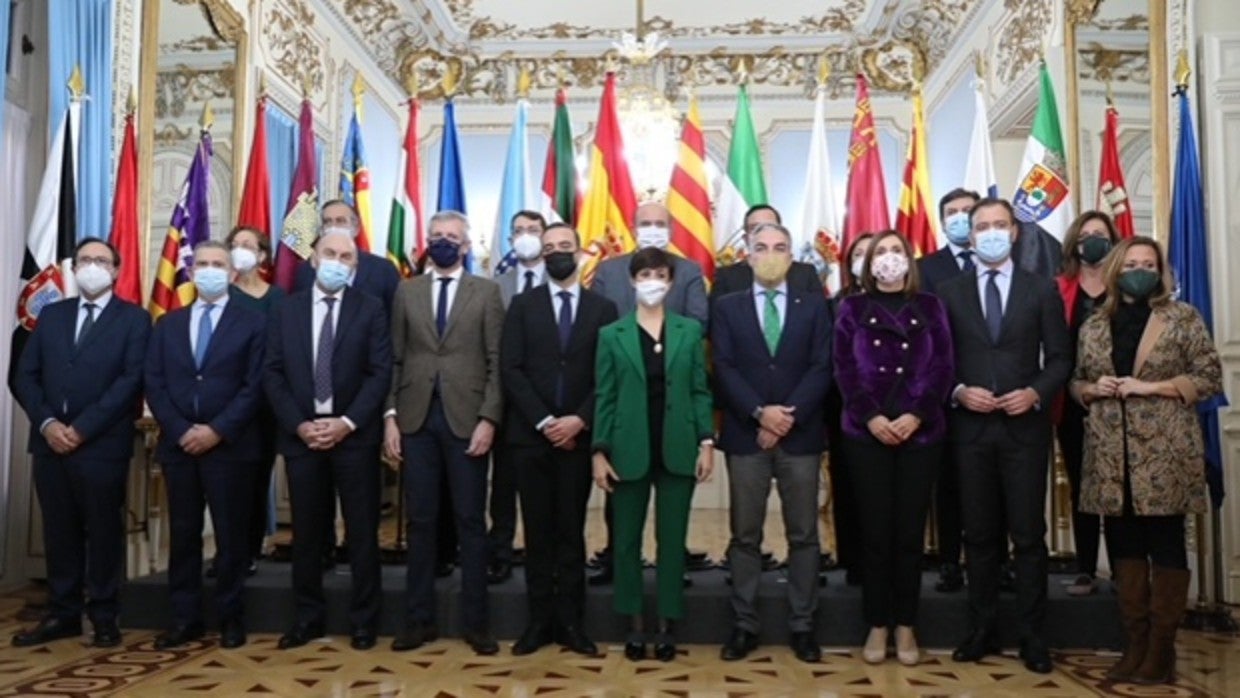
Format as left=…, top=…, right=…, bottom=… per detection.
left=713, top=85, right=768, bottom=256
left=1012, top=62, right=1074, bottom=240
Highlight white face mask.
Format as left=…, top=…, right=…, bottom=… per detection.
left=634, top=279, right=669, bottom=307
left=850, top=256, right=865, bottom=281
left=871, top=252, right=910, bottom=285
left=511, top=233, right=542, bottom=262
left=230, top=247, right=259, bottom=273
left=74, top=263, right=113, bottom=296
left=635, top=224, right=669, bottom=250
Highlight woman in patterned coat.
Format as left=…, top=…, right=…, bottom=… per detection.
left=1070, top=236, right=1223, bottom=685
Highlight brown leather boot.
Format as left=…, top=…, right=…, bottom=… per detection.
left=1106, top=558, right=1150, bottom=681
left=1131, top=565, right=1190, bottom=685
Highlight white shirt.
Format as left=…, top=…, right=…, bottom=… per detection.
left=947, top=242, right=973, bottom=270
left=974, top=258, right=1014, bottom=313
left=189, top=294, right=229, bottom=360
left=75, top=291, right=113, bottom=339
left=752, top=281, right=788, bottom=333
left=430, top=266, right=465, bottom=319
left=312, top=285, right=345, bottom=415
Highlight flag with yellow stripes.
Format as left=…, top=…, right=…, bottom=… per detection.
left=667, top=97, right=714, bottom=283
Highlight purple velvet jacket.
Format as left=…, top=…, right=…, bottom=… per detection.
left=833, top=292, right=955, bottom=445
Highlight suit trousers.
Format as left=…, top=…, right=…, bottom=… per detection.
left=612, top=466, right=695, bottom=619
left=403, top=397, right=490, bottom=631
left=933, top=445, right=963, bottom=564
left=956, top=417, right=1050, bottom=639
left=844, top=438, right=941, bottom=627
left=286, top=447, right=381, bottom=631
left=33, top=455, right=128, bottom=623
left=726, top=449, right=821, bottom=633
left=826, top=391, right=861, bottom=572
left=513, top=443, right=592, bottom=626
left=165, top=456, right=254, bottom=625
left=487, top=434, right=518, bottom=565
left=247, top=406, right=278, bottom=560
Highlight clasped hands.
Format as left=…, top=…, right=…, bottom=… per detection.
left=866, top=413, right=922, bottom=446
left=956, top=386, right=1039, bottom=416
left=1087, top=375, right=1156, bottom=401
left=298, top=417, right=352, bottom=452
left=42, top=420, right=82, bottom=455
left=756, top=405, right=795, bottom=450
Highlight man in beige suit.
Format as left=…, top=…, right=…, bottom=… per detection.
left=384, top=210, right=505, bottom=655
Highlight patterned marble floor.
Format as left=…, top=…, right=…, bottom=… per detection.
left=1, top=591, right=1237, bottom=697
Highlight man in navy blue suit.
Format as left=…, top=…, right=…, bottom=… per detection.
left=145, top=241, right=266, bottom=650
left=711, top=223, right=833, bottom=664
left=12, top=238, right=150, bottom=648
left=264, top=232, right=392, bottom=651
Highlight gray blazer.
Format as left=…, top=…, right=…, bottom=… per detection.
left=387, top=272, right=505, bottom=439
left=589, top=252, right=709, bottom=326
left=495, top=265, right=544, bottom=309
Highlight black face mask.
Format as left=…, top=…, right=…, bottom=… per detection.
left=544, top=251, right=578, bottom=281
left=1078, top=236, right=1112, bottom=265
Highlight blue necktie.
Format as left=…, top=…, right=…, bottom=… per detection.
left=436, top=277, right=453, bottom=337
left=556, top=290, right=573, bottom=408
left=314, top=297, right=335, bottom=403
left=985, top=270, right=1002, bottom=343
left=195, top=304, right=215, bottom=369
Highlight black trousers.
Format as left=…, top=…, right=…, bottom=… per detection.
left=956, top=419, right=1050, bottom=639
left=487, top=433, right=518, bottom=565
left=1105, top=514, right=1187, bottom=569
left=247, top=406, right=278, bottom=560
left=33, top=455, right=128, bottom=624
left=403, top=397, right=490, bottom=631
left=513, top=442, right=592, bottom=626
left=826, top=389, right=860, bottom=571
left=286, top=447, right=381, bottom=631
left=933, top=444, right=962, bottom=565
left=844, top=438, right=941, bottom=627
left=1057, top=404, right=1104, bottom=576
left=165, top=456, right=253, bottom=626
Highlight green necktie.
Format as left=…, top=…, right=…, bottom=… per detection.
left=763, top=289, right=781, bottom=354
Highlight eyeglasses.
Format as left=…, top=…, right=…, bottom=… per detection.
left=76, top=256, right=115, bottom=267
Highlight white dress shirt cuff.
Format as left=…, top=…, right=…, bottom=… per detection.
left=535, top=415, right=555, bottom=431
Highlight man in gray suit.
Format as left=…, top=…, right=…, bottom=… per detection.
left=589, top=201, right=708, bottom=326
left=383, top=210, right=505, bottom=656
left=487, top=209, right=547, bottom=584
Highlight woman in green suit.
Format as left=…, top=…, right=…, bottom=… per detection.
left=593, top=247, right=715, bottom=662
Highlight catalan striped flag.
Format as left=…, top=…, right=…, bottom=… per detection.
left=387, top=96, right=421, bottom=277
left=149, top=128, right=212, bottom=321
left=340, top=102, right=373, bottom=252
left=578, top=72, right=637, bottom=285
left=894, top=90, right=938, bottom=256
left=668, top=97, right=714, bottom=283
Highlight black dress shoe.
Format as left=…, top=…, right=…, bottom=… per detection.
left=557, top=625, right=598, bottom=656
left=952, top=630, right=1000, bottom=662
left=247, top=559, right=258, bottom=577
left=586, top=547, right=612, bottom=570
left=790, top=631, right=822, bottom=663
left=486, top=561, right=512, bottom=585
left=13, top=616, right=82, bottom=648
left=220, top=620, right=246, bottom=649
left=624, top=633, right=646, bottom=661
left=350, top=629, right=377, bottom=651
left=154, top=622, right=205, bottom=649
left=435, top=561, right=455, bottom=578
left=277, top=622, right=324, bottom=650
left=587, top=566, right=613, bottom=586
left=720, top=628, right=759, bottom=661
left=205, top=557, right=219, bottom=578
left=391, top=624, right=438, bottom=652
left=92, top=619, right=122, bottom=648
left=464, top=631, right=499, bottom=656
left=1019, top=637, right=1053, bottom=674
left=512, top=623, right=553, bottom=656
left=935, top=563, right=964, bottom=592
left=653, top=633, right=676, bottom=662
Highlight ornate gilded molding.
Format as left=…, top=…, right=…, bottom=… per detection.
left=263, top=0, right=326, bottom=96
left=1077, top=44, right=1150, bottom=83
left=154, top=123, right=197, bottom=144
left=1087, top=15, right=1149, bottom=32
left=154, top=65, right=235, bottom=120
left=995, top=0, right=1053, bottom=89
left=160, top=36, right=230, bottom=54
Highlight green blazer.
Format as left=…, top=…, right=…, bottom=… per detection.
left=592, top=311, right=714, bottom=480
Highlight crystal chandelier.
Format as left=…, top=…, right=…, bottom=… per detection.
left=613, top=0, right=680, bottom=200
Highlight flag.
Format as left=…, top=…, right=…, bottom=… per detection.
left=149, top=129, right=212, bottom=321
left=492, top=97, right=535, bottom=276
left=713, top=85, right=767, bottom=258
left=894, top=91, right=938, bottom=256
left=842, top=73, right=890, bottom=250
left=799, top=81, right=841, bottom=287
left=339, top=105, right=373, bottom=252
left=1169, top=80, right=1227, bottom=506
left=109, top=109, right=141, bottom=304
left=964, top=79, right=999, bottom=199
left=387, top=97, right=422, bottom=277
left=577, top=72, right=638, bottom=285
left=667, top=97, right=714, bottom=283
left=541, top=87, right=580, bottom=225
left=237, top=95, right=272, bottom=279
left=274, top=99, right=318, bottom=291
left=1013, top=62, right=1073, bottom=240
left=10, top=102, right=79, bottom=388
left=1097, top=103, right=1135, bottom=238
left=437, top=99, right=469, bottom=268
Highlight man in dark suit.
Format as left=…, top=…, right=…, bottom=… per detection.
left=487, top=209, right=548, bottom=585
left=711, top=223, right=833, bottom=664
left=710, top=205, right=822, bottom=306
left=937, top=198, right=1070, bottom=674
left=145, top=241, right=266, bottom=649
left=501, top=223, right=618, bottom=657
left=263, top=232, right=392, bottom=651
left=384, top=210, right=505, bottom=656
left=12, top=238, right=150, bottom=648
left=916, top=187, right=979, bottom=594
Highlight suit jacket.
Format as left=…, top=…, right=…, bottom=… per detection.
left=263, top=288, right=392, bottom=456
left=710, top=261, right=822, bottom=306
left=145, top=302, right=266, bottom=464
left=589, top=252, right=708, bottom=326
left=711, top=287, right=832, bottom=455
left=496, top=265, right=543, bottom=309
left=293, top=252, right=401, bottom=317
left=833, top=293, right=955, bottom=446
left=1012, top=222, right=1064, bottom=280
left=938, top=267, right=1071, bottom=443
left=387, top=272, right=505, bottom=439
left=917, top=246, right=967, bottom=296
left=501, top=284, right=618, bottom=448
left=14, top=296, right=150, bottom=460
left=592, top=312, right=714, bottom=479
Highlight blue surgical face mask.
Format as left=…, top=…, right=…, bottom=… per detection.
left=316, top=258, right=351, bottom=292
left=944, top=212, right=972, bottom=246
left=192, top=267, right=229, bottom=299
left=973, top=229, right=1013, bottom=264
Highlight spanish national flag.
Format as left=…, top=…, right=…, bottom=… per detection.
left=578, top=72, right=637, bottom=286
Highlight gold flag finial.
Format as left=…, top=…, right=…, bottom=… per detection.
left=300, top=73, right=313, bottom=99
left=442, top=64, right=460, bottom=99
left=517, top=67, right=532, bottom=99
left=126, top=86, right=137, bottom=113
left=1175, top=49, right=1191, bottom=87
left=200, top=101, right=215, bottom=130
left=973, top=50, right=987, bottom=81
left=403, top=70, right=419, bottom=99
left=817, top=54, right=830, bottom=87
left=68, top=65, right=86, bottom=100
left=258, top=73, right=267, bottom=98
left=352, top=73, right=365, bottom=105
left=556, top=63, right=569, bottom=88
left=1105, top=80, right=1114, bottom=107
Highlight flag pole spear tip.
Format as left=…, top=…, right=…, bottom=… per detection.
left=1105, top=80, right=1115, bottom=108
left=300, top=74, right=312, bottom=100
left=516, top=67, right=532, bottom=99
left=817, top=54, right=830, bottom=88
left=258, top=73, right=267, bottom=98
left=1175, top=49, right=1191, bottom=88
left=352, top=73, right=365, bottom=104
left=126, top=86, right=137, bottom=114
left=441, top=65, right=459, bottom=99
left=68, top=65, right=85, bottom=100
left=403, top=71, right=419, bottom=100
left=200, top=101, right=215, bottom=130
left=556, top=63, right=568, bottom=89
